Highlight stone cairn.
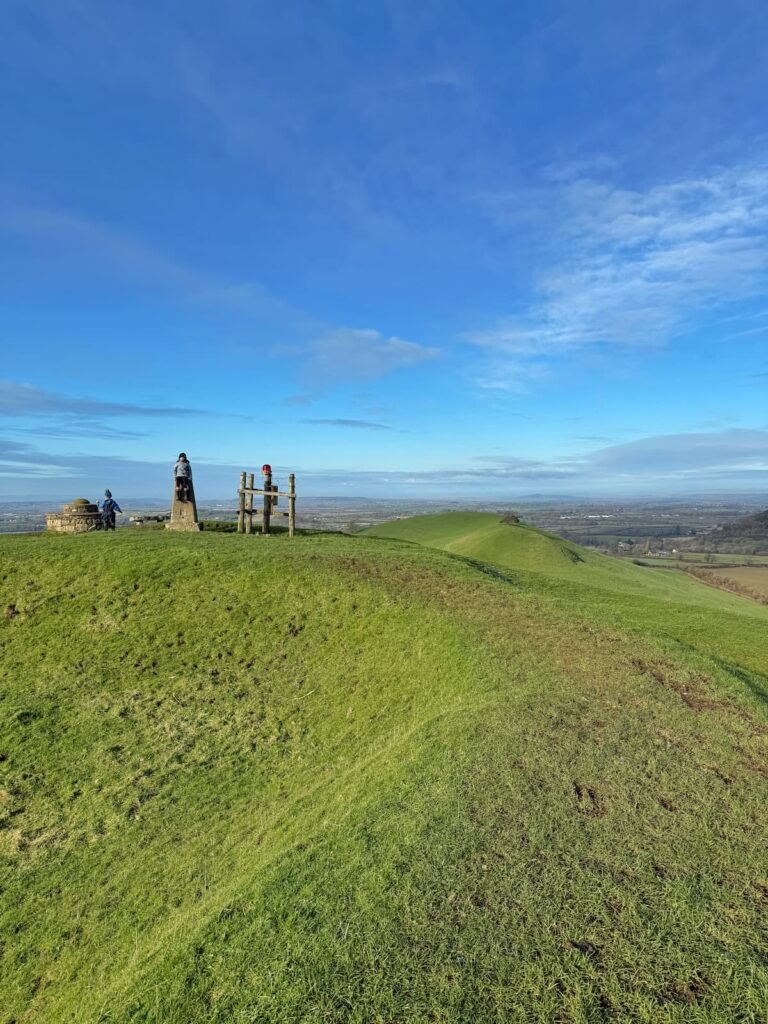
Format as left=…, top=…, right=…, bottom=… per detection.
left=46, top=498, right=102, bottom=533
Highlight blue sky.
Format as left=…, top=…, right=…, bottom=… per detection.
left=1, top=0, right=767, bottom=500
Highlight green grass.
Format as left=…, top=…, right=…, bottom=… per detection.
left=365, top=512, right=768, bottom=677
left=2, top=520, right=768, bottom=1023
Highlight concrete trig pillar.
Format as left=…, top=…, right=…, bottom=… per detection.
left=166, top=478, right=202, bottom=532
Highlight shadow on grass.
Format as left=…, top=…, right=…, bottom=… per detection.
left=667, top=635, right=768, bottom=713
left=351, top=533, right=522, bottom=588
left=199, top=521, right=325, bottom=537
left=713, top=658, right=768, bottom=709
left=454, top=556, right=521, bottom=587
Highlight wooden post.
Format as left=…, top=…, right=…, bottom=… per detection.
left=245, top=472, right=255, bottom=534
left=237, top=471, right=246, bottom=533
left=262, top=466, right=272, bottom=535
left=288, top=473, right=296, bottom=537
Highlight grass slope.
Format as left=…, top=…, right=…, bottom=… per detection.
left=1, top=525, right=767, bottom=1023
left=365, top=512, right=768, bottom=678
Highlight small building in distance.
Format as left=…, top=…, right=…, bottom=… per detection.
left=46, top=498, right=102, bottom=534
left=129, top=513, right=169, bottom=525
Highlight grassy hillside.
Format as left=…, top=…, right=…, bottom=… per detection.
left=2, top=524, right=768, bottom=1023
left=365, top=512, right=768, bottom=678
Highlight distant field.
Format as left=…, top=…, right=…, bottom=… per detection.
left=628, top=551, right=768, bottom=568
left=682, top=551, right=768, bottom=565
left=705, top=565, right=768, bottom=597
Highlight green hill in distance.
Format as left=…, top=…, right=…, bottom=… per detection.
left=365, top=511, right=768, bottom=676
left=698, top=507, right=768, bottom=554
left=2, top=521, right=767, bottom=1022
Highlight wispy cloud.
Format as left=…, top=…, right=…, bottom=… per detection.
left=475, top=429, right=768, bottom=485
left=0, top=380, right=200, bottom=445
left=727, top=325, right=768, bottom=339
left=284, top=394, right=316, bottom=407
left=303, top=418, right=394, bottom=431
left=304, top=428, right=768, bottom=491
left=587, top=428, right=768, bottom=478
left=11, top=423, right=149, bottom=441
left=472, top=162, right=768, bottom=389
left=0, top=380, right=191, bottom=419
left=3, top=428, right=767, bottom=498
left=302, top=328, right=439, bottom=385
left=0, top=436, right=245, bottom=497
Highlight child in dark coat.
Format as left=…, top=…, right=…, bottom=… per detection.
left=100, top=490, right=122, bottom=530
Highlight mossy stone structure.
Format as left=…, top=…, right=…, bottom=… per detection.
left=46, top=498, right=102, bottom=533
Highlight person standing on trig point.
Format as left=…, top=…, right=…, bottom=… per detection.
left=173, top=452, right=193, bottom=502
left=167, top=451, right=201, bottom=532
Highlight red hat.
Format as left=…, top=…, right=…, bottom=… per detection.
left=262, top=464, right=272, bottom=474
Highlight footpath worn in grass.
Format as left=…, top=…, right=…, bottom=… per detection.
left=1, top=522, right=767, bottom=1023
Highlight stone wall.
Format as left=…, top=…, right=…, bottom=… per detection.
left=46, top=499, right=102, bottom=534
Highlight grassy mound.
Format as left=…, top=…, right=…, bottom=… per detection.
left=365, top=512, right=768, bottom=676
left=1, top=524, right=767, bottom=1022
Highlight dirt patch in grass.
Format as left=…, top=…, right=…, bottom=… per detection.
left=704, top=765, right=734, bottom=786
left=662, top=974, right=711, bottom=1005
left=567, top=939, right=601, bottom=964
left=633, top=658, right=768, bottom=736
left=632, top=658, right=721, bottom=711
left=572, top=782, right=604, bottom=817
left=653, top=862, right=675, bottom=879
left=741, top=757, right=768, bottom=779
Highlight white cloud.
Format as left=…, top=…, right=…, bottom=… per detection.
left=587, top=428, right=768, bottom=477
left=471, top=162, right=768, bottom=388
left=305, top=328, right=439, bottom=383
left=303, top=418, right=394, bottom=431
left=0, top=380, right=189, bottom=419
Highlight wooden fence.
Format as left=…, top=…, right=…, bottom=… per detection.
left=237, top=466, right=296, bottom=536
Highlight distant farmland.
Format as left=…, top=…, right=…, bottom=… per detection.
left=704, top=565, right=768, bottom=598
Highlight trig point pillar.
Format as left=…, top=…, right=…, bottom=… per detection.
left=166, top=459, right=202, bottom=532
left=167, top=482, right=201, bottom=531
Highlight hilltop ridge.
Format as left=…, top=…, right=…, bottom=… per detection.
left=366, top=512, right=768, bottom=664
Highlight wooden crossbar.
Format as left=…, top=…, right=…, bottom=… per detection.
left=239, top=488, right=293, bottom=498
left=234, top=508, right=290, bottom=517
